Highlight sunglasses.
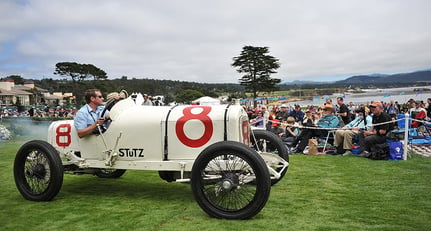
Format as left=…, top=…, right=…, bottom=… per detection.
left=369, top=106, right=376, bottom=108
left=94, top=95, right=103, bottom=98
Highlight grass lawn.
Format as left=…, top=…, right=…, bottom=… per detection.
left=1, top=139, right=430, bottom=231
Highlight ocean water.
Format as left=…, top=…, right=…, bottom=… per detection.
left=295, top=86, right=431, bottom=106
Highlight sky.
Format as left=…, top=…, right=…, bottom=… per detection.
left=1, top=0, right=431, bottom=83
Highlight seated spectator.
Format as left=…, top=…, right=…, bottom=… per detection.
left=252, top=111, right=265, bottom=128
left=302, top=110, right=315, bottom=126
left=276, top=104, right=289, bottom=122
left=409, top=101, right=427, bottom=128
left=268, top=106, right=278, bottom=127
left=291, top=104, right=340, bottom=153
left=281, top=116, right=299, bottom=144
left=289, top=105, right=305, bottom=124
left=334, top=107, right=373, bottom=155
left=357, top=101, right=393, bottom=157
left=269, top=119, right=284, bottom=137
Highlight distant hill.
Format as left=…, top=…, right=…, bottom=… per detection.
left=282, top=69, right=431, bottom=85
left=282, top=80, right=328, bottom=85
left=336, top=70, right=431, bottom=84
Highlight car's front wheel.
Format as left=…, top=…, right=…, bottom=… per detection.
left=191, top=141, right=270, bottom=219
left=14, top=140, right=64, bottom=201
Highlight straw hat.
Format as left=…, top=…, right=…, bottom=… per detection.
left=320, top=104, right=335, bottom=112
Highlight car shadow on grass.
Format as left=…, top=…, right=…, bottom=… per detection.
left=59, top=172, right=194, bottom=203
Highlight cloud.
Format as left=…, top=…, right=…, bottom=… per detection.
left=1, top=0, right=431, bottom=83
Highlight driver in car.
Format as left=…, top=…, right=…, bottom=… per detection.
left=74, top=89, right=110, bottom=138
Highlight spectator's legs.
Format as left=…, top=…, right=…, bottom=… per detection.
left=291, top=128, right=307, bottom=147
left=363, top=135, right=386, bottom=152
left=343, top=130, right=359, bottom=150
left=334, top=130, right=345, bottom=148
left=358, top=132, right=366, bottom=152
left=296, top=129, right=326, bottom=152
left=295, top=129, right=312, bottom=152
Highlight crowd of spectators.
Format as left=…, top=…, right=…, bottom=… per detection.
left=1, top=92, right=167, bottom=120
left=248, top=98, right=431, bottom=127
left=247, top=97, right=431, bottom=156
left=1, top=106, right=77, bottom=119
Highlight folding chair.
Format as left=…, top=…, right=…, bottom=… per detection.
left=321, top=130, right=336, bottom=153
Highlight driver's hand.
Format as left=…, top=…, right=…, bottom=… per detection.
left=96, top=117, right=105, bottom=126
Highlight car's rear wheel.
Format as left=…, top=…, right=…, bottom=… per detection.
left=14, top=140, right=64, bottom=201
left=250, top=129, right=289, bottom=185
left=95, top=169, right=126, bottom=178
left=191, top=141, right=270, bottom=219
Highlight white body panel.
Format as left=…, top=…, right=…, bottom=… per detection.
left=47, top=97, right=250, bottom=171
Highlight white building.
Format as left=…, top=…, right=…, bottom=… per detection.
left=0, top=80, right=33, bottom=106
left=0, top=80, right=73, bottom=106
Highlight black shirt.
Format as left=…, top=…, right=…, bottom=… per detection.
left=338, top=103, right=351, bottom=124
left=372, top=111, right=392, bottom=136
left=276, top=110, right=289, bottom=121
left=427, top=104, right=431, bottom=118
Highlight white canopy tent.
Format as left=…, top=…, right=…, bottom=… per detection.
left=192, top=96, right=220, bottom=105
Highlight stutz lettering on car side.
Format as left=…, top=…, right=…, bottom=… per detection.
left=118, top=148, right=144, bottom=157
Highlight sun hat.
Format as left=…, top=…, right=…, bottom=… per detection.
left=320, top=104, right=335, bottom=112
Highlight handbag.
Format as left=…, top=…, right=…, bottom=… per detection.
left=308, top=138, right=318, bottom=155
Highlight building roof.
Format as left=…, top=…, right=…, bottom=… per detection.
left=0, top=88, right=32, bottom=96
left=0, top=81, right=46, bottom=96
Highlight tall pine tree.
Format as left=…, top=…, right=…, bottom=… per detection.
left=232, top=46, right=281, bottom=108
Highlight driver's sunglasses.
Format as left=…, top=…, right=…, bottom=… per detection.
left=95, top=95, right=103, bottom=98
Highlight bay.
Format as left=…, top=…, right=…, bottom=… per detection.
left=295, top=86, right=431, bottom=106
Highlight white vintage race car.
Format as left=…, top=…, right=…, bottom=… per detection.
left=13, top=93, right=289, bottom=219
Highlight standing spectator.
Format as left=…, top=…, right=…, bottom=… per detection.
left=336, top=97, right=351, bottom=126
left=28, top=107, right=34, bottom=117
left=426, top=98, right=431, bottom=118
left=325, top=98, right=336, bottom=111
left=357, top=101, right=392, bottom=157
left=386, top=100, right=399, bottom=119
left=348, top=102, right=357, bottom=120
left=153, top=96, right=163, bottom=106
left=142, top=94, right=153, bottom=106
left=261, top=106, right=270, bottom=129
